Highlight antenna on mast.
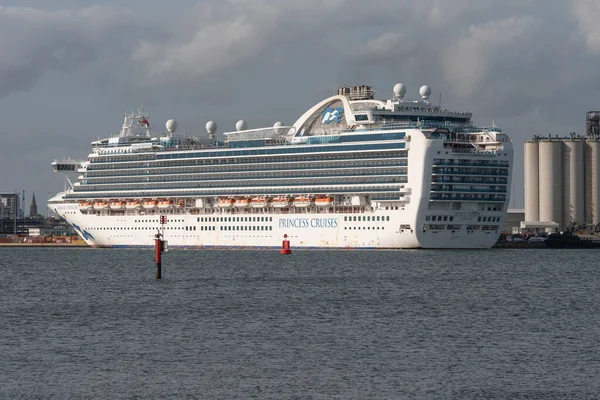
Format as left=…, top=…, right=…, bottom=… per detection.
left=439, top=93, right=442, bottom=109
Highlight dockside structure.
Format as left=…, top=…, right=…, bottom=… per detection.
left=525, top=111, right=600, bottom=230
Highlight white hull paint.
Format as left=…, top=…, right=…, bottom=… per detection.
left=48, top=201, right=502, bottom=249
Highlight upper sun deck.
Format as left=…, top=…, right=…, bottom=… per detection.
left=85, top=83, right=506, bottom=156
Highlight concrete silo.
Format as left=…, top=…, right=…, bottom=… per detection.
left=562, top=140, right=585, bottom=227
left=587, top=141, right=600, bottom=225
left=524, top=140, right=539, bottom=221
left=538, top=141, right=563, bottom=227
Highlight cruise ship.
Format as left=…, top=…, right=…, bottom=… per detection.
left=48, top=83, right=513, bottom=249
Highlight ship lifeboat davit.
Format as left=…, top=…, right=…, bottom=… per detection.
left=315, top=195, right=334, bottom=207
left=251, top=196, right=271, bottom=208
left=142, top=199, right=158, bottom=209
left=92, top=200, right=108, bottom=210
left=235, top=197, right=250, bottom=208
left=272, top=196, right=292, bottom=208
left=157, top=199, right=174, bottom=209
left=125, top=200, right=141, bottom=210
left=78, top=201, right=92, bottom=211
left=218, top=198, right=235, bottom=208
left=293, top=195, right=314, bottom=208
left=109, top=200, right=125, bottom=210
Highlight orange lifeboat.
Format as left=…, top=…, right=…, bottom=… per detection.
left=78, top=201, right=92, bottom=211
left=315, top=195, right=334, bottom=207
left=142, top=199, right=158, bottom=209
left=176, top=199, right=185, bottom=208
left=235, top=198, right=250, bottom=208
left=109, top=200, right=125, bottom=210
left=125, top=200, right=141, bottom=209
left=218, top=198, right=235, bottom=208
left=92, top=200, right=108, bottom=209
left=251, top=196, right=271, bottom=208
left=293, top=195, right=314, bottom=208
left=157, top=199, right=174, bottom=209
left=272, top=196, right=292, bottom=208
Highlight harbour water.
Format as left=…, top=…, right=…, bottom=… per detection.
left=1, top=248, right=599, bottom=399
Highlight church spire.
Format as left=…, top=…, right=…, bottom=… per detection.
left=29, top=192, right=38, bottom=217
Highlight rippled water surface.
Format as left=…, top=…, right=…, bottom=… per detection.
left=1, top=248, right=599, bottom=399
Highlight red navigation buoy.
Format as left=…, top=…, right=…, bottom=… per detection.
left=280, top=234, right=292, bottom=254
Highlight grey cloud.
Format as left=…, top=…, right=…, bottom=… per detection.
left=570, top=0, right=600, bottom=53
left=441, top=16, right=540, bottom=97
left=353, top=32, right=414, bottom=64
left=0, top=5, right=138, bottom=98
left=130, top=0, right=350, bottom=85
left=130, top=0, right=506, bottom=86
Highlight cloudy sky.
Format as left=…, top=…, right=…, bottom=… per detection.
left=1, top=0, right=599, bottom=211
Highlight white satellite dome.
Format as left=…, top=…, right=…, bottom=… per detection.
left=205, top=120, right=217, bottom=135
left=236, top=119, right=247, bottom=132
left=419, top=85, right=432, bottom=100
left=165, top=119, right=177, bottom=133
left=393, top=83, right=407, bottom=99
left=273, top=121, right=284, bottom=135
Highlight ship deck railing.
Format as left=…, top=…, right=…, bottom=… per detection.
left=343, top=122, right=505, bottom=134
left=90, top=123, right=508, bottom=152
left=430, top=188, right=508, bottom=194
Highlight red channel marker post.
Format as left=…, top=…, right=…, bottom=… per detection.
left=280, top=234, right=292, bottom=255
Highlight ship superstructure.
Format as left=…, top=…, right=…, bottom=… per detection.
left=48, top=84, right=513, bottom=248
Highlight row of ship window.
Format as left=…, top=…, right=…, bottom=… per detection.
left=344, top=227, right=385, bottom=230
left=90, top=144, right=407, bottom=165
left=86, top=158, right=408, bottom=174
left=430, top=185, right=507, bottom=193
left=82, top=169, right=408, bottom=185
left=156, top=142, right=406, bottom=159
left=89, top=151, right=408, bottom=169
left=426, top=215, right=454, bottom=222
left=198, top=216, right=272, bottom=222
left=85, top=159, right=408, bottom=177
left=74, top=191, right=402, bottom=202
left=425, top=215, right=501, bottom=223
left=430, top=194, right=506, bottom=201
left=432, top=167, right=509, bottom=175
left=83, top=158, right=408, bottom=177
left=79, top=226, right=276, bottom=232
left=432, top=158, right=510, bottom=167
left=76, top=178, right=404, bottom=192
left=73, top=187, right=404, bottom=198
left=432, top=177, right=508, bottom=184
left=221, top=226, right=272, bottom=231
left=344, top=216, right=390, bottom=222
left=423, top=224, right=499, bottom=231
left=129, top=216, right=273, bottom=225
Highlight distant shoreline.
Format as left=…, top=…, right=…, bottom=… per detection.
left=0, top=243, right=89, bottom=247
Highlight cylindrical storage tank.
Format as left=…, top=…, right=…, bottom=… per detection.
left=562, top=141, right=585, bottom=227
left=524, top=141, right=540, bottom=221
left=538, top=141, right=563, bottom=228
left=589, top=141, right=600, bottom=225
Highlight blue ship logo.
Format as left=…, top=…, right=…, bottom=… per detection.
left=321, top=107, right=343, bottom=124
left=72, top=223, right=95, bottom=241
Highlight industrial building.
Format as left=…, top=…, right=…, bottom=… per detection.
left=524, top=111, right=600, bottom=231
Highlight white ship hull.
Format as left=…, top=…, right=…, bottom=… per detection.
left=48, top=201, right=502, bottom=249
